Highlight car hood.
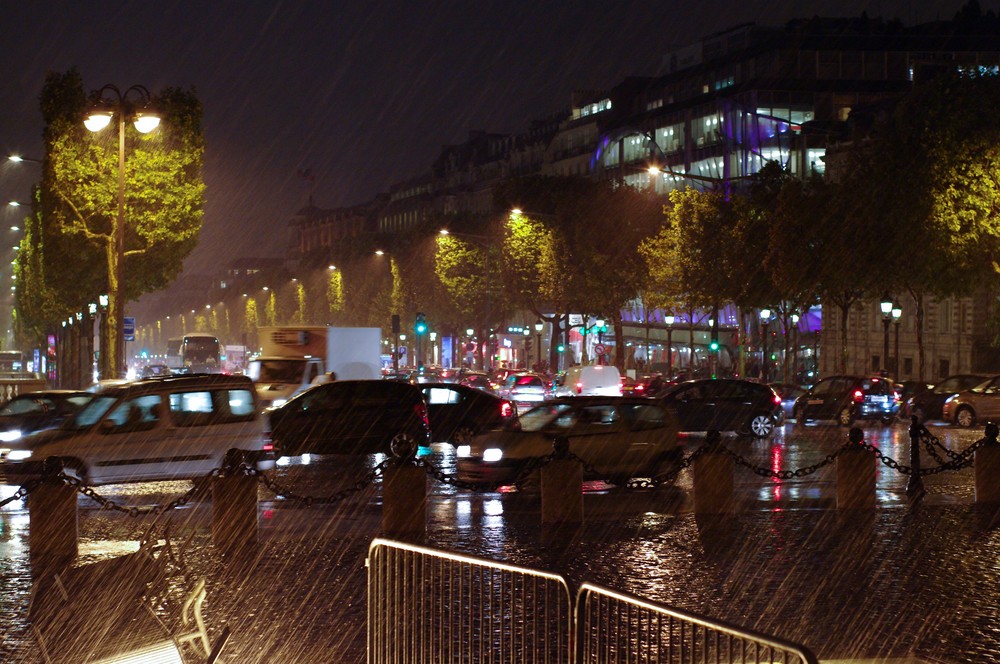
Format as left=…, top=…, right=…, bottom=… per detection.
left=4, top=426, right=80, bottom=452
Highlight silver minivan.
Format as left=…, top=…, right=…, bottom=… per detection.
left=1, top=374, right=274, bottom=485
left=553, top=365, right=623, bottom=398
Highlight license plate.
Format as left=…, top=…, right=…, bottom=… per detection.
left=870, top=395, right=887, bottom=403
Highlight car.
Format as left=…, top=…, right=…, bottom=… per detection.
left=793, top=375, right=900, bottom=427
left=0, top=374, right=274, bottom=485
left=906, top=374, right=988, bottom=423
left=941, top=375, right=1000, bottom=428
left=454, top=396, right=681, bottom=486
left=769, top=383, right=806, bottom=421
left=497, top=372, right=550, bottom=411
left=266, top=379, right=431, bottom=456
left=419, top=382, right=518, bottom=445
left=0, top=390, right=93, bottom=452
left=552, top=365, right=622, bottom=398
left=657, top=379, right=783, bottom=438
left=140, top=363, right=173, bottom=378
left=457, top=371, right=494, bottom=393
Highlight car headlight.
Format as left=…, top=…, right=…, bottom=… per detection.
left=482, top=448, right=503, bottom=463
left=6, top=449, right=32, bottom=461
left=0, top=429, right=22, bottom=443
left=944, top=395, right=956, bottom=404
left=456, top=445, right=471, bottom=458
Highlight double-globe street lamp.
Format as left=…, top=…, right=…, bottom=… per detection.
left=84, top=84, right=161, bottom=379
left=534, top=320, right=544, bottom=369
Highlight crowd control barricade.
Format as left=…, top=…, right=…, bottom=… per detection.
left=367, top=538, right=574, bottom=663
left=575, top=583, right=818, bottom=663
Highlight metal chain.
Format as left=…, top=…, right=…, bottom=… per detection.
left=719, top=440, right=856, bottom=480
left=0, top=477, right=43, bottom=508
left=419, top=452, right=559, bottom=492
left=253, top=458, right=392, bottom=505
left=625, top=445, right=708, bottom=489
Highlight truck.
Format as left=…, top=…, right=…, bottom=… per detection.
left=246, top=326, right=383, bottom=408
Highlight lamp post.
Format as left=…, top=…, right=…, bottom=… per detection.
left=790, top=312, right=800, bottom=383
left=665, top=314, right=675, bottom=378
left=759, top=308, right=772, bottom=383
left=84, top=84, right=160, bottom=379
left=892, top=302, right=902, bottom=376
left=534, top=320, right=544, bottom=369
left=595, top=317, right=605, bottom=365
left=879, top=294, right=893, bottom=375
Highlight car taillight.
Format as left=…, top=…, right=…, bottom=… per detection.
left=262, top=432, right=274, bottom=452
left=635, top=384, right=645, bottom=392
left=773, top=394, right=782, bottom=406
left=500, top=400, right=514, bottom=418
left=576, top=382, right=583, bottom=395
left=414, top=403, right=430, bottom=427
left=853, top=389, right=864, bottom=403
left=893, top=391, right=901, bottom=402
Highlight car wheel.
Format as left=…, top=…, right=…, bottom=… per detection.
left=955, top=406, right=976, bottom=428
left=451, top=426, right=477, bottom=446
left=837, top=407, right=854, bottom=427
left=746, top=413, right=775, bottom=438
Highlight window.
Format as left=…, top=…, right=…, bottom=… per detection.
left=425, top=387, right=460, bottom=405
left=106, top=395, right=163, bottom=432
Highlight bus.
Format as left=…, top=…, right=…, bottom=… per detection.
left=166, top=334, right=222, bottom=373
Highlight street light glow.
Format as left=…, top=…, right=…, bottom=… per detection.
left=133, top=112, right=161, bottom=133
left=84, top=111, right=113, bottom=132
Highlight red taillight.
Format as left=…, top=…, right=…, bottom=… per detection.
left=576, top=382, right=583, bottom=395
left=853, top=389, right=864, bottom=403
left=262, top=432, right=274, bottom=452
left=773, top=394, right=782, bottom=406
left=414, top=403, right=430, bottom=427
left=635, top=384, right=645, bottom=392
left=500, top=400, right=514, bottom=418
left=893, top=391, right=902, bottom=403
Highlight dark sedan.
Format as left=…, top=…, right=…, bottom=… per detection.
left=657, top=379, right=782, bottom=438
left=0, top=390, right=92, bottom=447
left=419, top=382, right=517, bottom=445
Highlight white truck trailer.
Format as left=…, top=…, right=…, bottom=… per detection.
left=247, top=326, right=382, bottom=408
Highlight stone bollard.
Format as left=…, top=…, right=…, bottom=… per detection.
left=381, top=436, right=426, bottom=541
left=541, top=436, right=583, bottom=526
left=28, top=458, right=78, bottom=576
left=837, top=428, right=875, bottom=509
left=975, top=422, right=1000, bottom=505
left=693, top=431, right=734, bottom=514
left=211, top=452, right=259, bottom=556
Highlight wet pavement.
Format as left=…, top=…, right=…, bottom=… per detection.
left=2, top=421, right=999, bottom=663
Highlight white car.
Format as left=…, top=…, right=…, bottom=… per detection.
left=455, top=396, right=680, bottom=486
left=1, top=374, right=275, bottom=486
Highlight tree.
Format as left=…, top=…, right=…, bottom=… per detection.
left=21, top=69, right=205, bottom=377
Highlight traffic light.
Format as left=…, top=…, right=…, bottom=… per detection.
left=415, top=312, right=427, bottom=335
left=709, top=329, right=720, bottom=352
left=557, top=343, right=566, bottom=353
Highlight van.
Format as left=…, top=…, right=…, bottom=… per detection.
left=1, top=374, right=275, bottom=485
left=553, top=365, right=622, bottom=398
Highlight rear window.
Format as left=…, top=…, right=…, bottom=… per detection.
left=514, top=376, right=543, bottom=387
left=424, top=387, right=461, bottom=405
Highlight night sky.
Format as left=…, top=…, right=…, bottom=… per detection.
left=0, top=1, right=971, bottom=278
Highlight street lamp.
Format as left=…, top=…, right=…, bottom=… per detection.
left=84, top=84, right=160, bottom=379
left=534, top=320, right=544, bottom=368
left=665, top=314, right=675, bottom=378
left=760, top=308, right=772, bottom=383
left=790, top=312, right=800, bottom=383
left=880, top=293, right=893, bottom=375
left=892, top=302, right=902, bottom=376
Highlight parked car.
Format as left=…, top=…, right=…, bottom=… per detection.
left=0, top=390, right=93, bottom=448
left=941, top=375, right=1000, bottom=428
left=267, top=379, right=431, bottom=456
left=419, top=382, right=517, bottom=445
left=455, top=396, right=681, bottom=486
left=140, top=363, right=173, bottom=378
left=793, top=375, right=900, bottom=427
left=1, top=374, right=274, bottom=485
left=657, top=379, right=782, bottom=438
left=552, top=365, right=622, bottom=398
left=906, top=374, right=988, bottom=423
left=497, top=372, right=550, bottom=410
left=769, top=383, right=806, bottom=421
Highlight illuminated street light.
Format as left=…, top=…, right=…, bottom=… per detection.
left=759, top=308, right=772, bottom=383
left=880, top=293, right=893, bottom=375
left=84, top=83, right=161, bottom=379
left=892, top=302, right=902, bottom=376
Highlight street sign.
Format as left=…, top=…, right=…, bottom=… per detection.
left=123, top=316, right=135, bottom=342
left=593, top=343, right=606, bottom=356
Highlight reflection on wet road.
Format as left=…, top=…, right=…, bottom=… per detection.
left=2, top=421, right=999, bottom=662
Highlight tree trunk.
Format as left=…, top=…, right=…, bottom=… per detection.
left=840, top=303, right=850, bottom=374
left=737, top=309, right=747, bottom=379
left=688, top=304, right=697, bottom=376
left=612, top=312, right=624, bottom=371
left=912, top=290, right=926, bottom=382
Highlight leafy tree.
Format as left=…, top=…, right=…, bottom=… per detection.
left=22, top=69, right=205, bottom=378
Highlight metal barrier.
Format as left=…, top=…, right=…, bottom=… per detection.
left=367, top=538, right=574, bottom=663
left=575, top=583, right=818, bottom=664
left=367, top=539, right=817, bottom=664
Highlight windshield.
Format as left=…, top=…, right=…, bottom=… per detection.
left=517, top=403, right=572, bottom=432
left=64, top=395, right=118, bottom=430
left=934, top=376, right=985, bottom=394
left=248, top=359, right=307, bottom=383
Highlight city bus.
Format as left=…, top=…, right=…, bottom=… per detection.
left=165, top=334, right=222, bottom=373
